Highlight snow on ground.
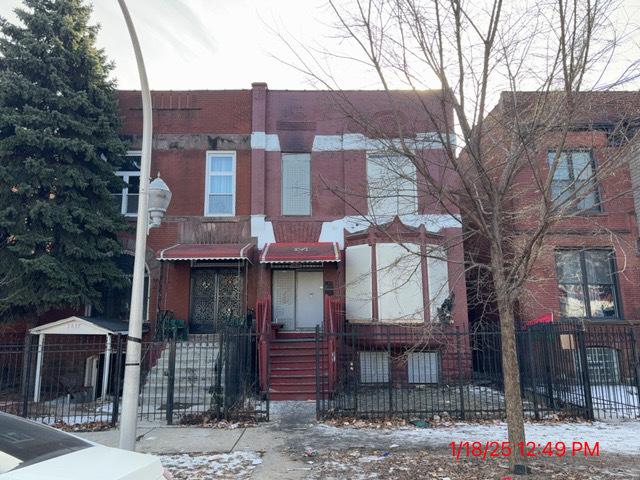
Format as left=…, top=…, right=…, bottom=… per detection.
left=314, top=420, right=640, bottom=455
left=36, top=414, right=111, bottom=425
left=160, top=451, right=262, bottom=479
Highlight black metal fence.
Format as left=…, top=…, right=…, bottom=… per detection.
left=316, top=323, right=640, bottom=421
left=0, top=322, right=268, bottom=426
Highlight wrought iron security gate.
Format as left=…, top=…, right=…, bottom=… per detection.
left=189, top=267, right=243, bottom=333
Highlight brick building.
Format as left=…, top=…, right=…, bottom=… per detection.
left=112, top=83, right=468, bottom=398
left=465, top=92, right=640, bottom=385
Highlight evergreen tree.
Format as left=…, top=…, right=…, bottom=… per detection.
left=0, top=0, right=129, bottom=321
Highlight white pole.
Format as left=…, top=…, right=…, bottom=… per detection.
left=101, top=335, right=112, bottom=399
left=33, top=333, right=45, bottom=403
left=118, top=0, right=153, bottom=451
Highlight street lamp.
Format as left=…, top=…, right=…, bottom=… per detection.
left=148, top=174, right=172, bottom=230
left=116, top=0, right=170, bottom=451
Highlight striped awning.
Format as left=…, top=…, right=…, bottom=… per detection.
left=260, top=242, right=340, bottom=264
left=158, top=243, right=253, bottom=261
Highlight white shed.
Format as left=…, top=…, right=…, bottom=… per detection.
left=29, top=316, right=128, bottom=402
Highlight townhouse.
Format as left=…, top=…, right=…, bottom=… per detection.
left=112, top=83, right=468, bottom=399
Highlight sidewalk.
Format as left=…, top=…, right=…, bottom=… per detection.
left=78, top=402, right=319, bottom=480
left=76, top=401, right=640, bottom=479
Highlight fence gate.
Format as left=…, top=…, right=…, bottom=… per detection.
left=138, top=321, right=268, bottom=424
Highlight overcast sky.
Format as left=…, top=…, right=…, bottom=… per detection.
left=1, top=0, right=639, bottom=92
left=0, top=0, right=358, bottom=90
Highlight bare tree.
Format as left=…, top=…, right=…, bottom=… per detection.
left=278, top=0, right=640, bottom=473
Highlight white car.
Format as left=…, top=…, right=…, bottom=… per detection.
left=0, top=412, right=172, bottom=480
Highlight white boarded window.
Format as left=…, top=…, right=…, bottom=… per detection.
left=408, top=352, right=439, bottom=384
left=272, top=270, right=295, bottom=330
left=345, top=244, right=373, bottom=320
left=367, top=153, right=417, bottom=218
left=359, top=351, right=389, bottom=383
left=427, top=245, right=450, bottom=321
left=205, top=151, right=236, bottom=216
left=282, top=153, right=311, bottom=215
left=376, top=243, right=424, bottom=322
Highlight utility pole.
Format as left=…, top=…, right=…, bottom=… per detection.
left=117, top=0, right=152, bottom=451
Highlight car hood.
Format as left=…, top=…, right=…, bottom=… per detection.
left=1, top=445, right=163, bottom=480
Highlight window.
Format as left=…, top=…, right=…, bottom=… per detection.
left=93, top=254, right=149, bottom=321
left=205, top=151, right=236, bottom=216
left=345, top=242, right=450, bottom=323
left=281, top=153, right=311, bottom=215
left=586, top=347, right=620, bottom=384
left=367, top=153, right=417, bottom=217
left=548, top=150, right=600, bottom=212
left=359, top=351, right=389, bottom=383
left=407, top=351, right=439, bottom=384
left=376, top=243, right=424, bottom=322
left=114, top=152, right=141, bottom=216
left=555, top=250, right=619, bottom=319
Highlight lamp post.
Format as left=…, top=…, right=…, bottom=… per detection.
left=117, top=0, right=172, bottom=451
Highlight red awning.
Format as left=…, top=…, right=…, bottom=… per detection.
left=158, top=243, right=253, bottom=261
left=260, top=242, right=340, bottom=264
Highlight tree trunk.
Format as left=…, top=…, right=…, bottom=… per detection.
left=494, top=273, right=528, bottom=474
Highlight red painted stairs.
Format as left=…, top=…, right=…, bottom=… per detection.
left=268, top=332, right=328, bottom=400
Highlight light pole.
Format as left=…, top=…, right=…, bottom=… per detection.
left=117, top=0, right=172, bottom=451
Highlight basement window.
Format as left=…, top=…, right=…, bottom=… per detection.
left=407, top=351, right=440, bottom=384
left=359, top=351, right=390, bottom=384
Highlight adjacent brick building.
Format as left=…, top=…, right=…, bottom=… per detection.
left=465, top=91, right=640, bottom=386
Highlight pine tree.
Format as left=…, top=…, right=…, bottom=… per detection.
left=0, top=0, right=129, bottom=321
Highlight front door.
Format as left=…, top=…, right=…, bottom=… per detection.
left=295, top=271, right=323, bottom=329
left=272, top=270, right=323, bottom=330
left=189, top=267, right=243, bottom=333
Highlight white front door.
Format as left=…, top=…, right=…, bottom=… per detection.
left=272, top=270, right=324, bottom=330
left=272, top=270, right=296, bottom=330
left=295, top=271, right=324, bottom=330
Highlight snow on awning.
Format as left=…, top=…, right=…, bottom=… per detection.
left=260, top=242, right=340, bottom=264
left=158, top=243, right=254, bottom=262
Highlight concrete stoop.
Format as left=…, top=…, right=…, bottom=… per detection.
left=139, top=338, right=221, bottom=412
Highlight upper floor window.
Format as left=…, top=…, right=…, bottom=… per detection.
left=548, top=150, right=600, bottom=212
left=205, top=151, right=236, bottom=216
left=367, top=153, right=417, bottom=218
left=281, top=153, right=311, bottom=215
left=555, top=249, right=619, bottom=319
left=115, top=151, right=141, bottom=216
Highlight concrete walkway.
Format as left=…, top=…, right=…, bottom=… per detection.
left=78, top=401, right=320, bottom=479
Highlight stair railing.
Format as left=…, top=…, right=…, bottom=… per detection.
left=324, top=295, right=344, bottom=392
left=256, top=297, right=271, bottom=393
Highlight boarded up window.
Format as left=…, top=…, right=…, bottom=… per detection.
left=376, top=243, right=424, bottom=322
left=272, top=270, right=295, bottom=330
left=345, top=244, right=373, bottom=320
left=407, top=352, right=439, bottom=384
left=367, top=153, right=417, bottom=218
left=359, top=351, right=389, bottom=383
left=427, top=245, right=450, bottom=321
left=282, top=153, right=311, bottom=215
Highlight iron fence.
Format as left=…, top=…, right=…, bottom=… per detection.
left=0, top=322, right=268, bottom=426
left=316, top=323, right=640, bottom=421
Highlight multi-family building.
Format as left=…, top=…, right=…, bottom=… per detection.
left=112, top=83, right=468, bottom=398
